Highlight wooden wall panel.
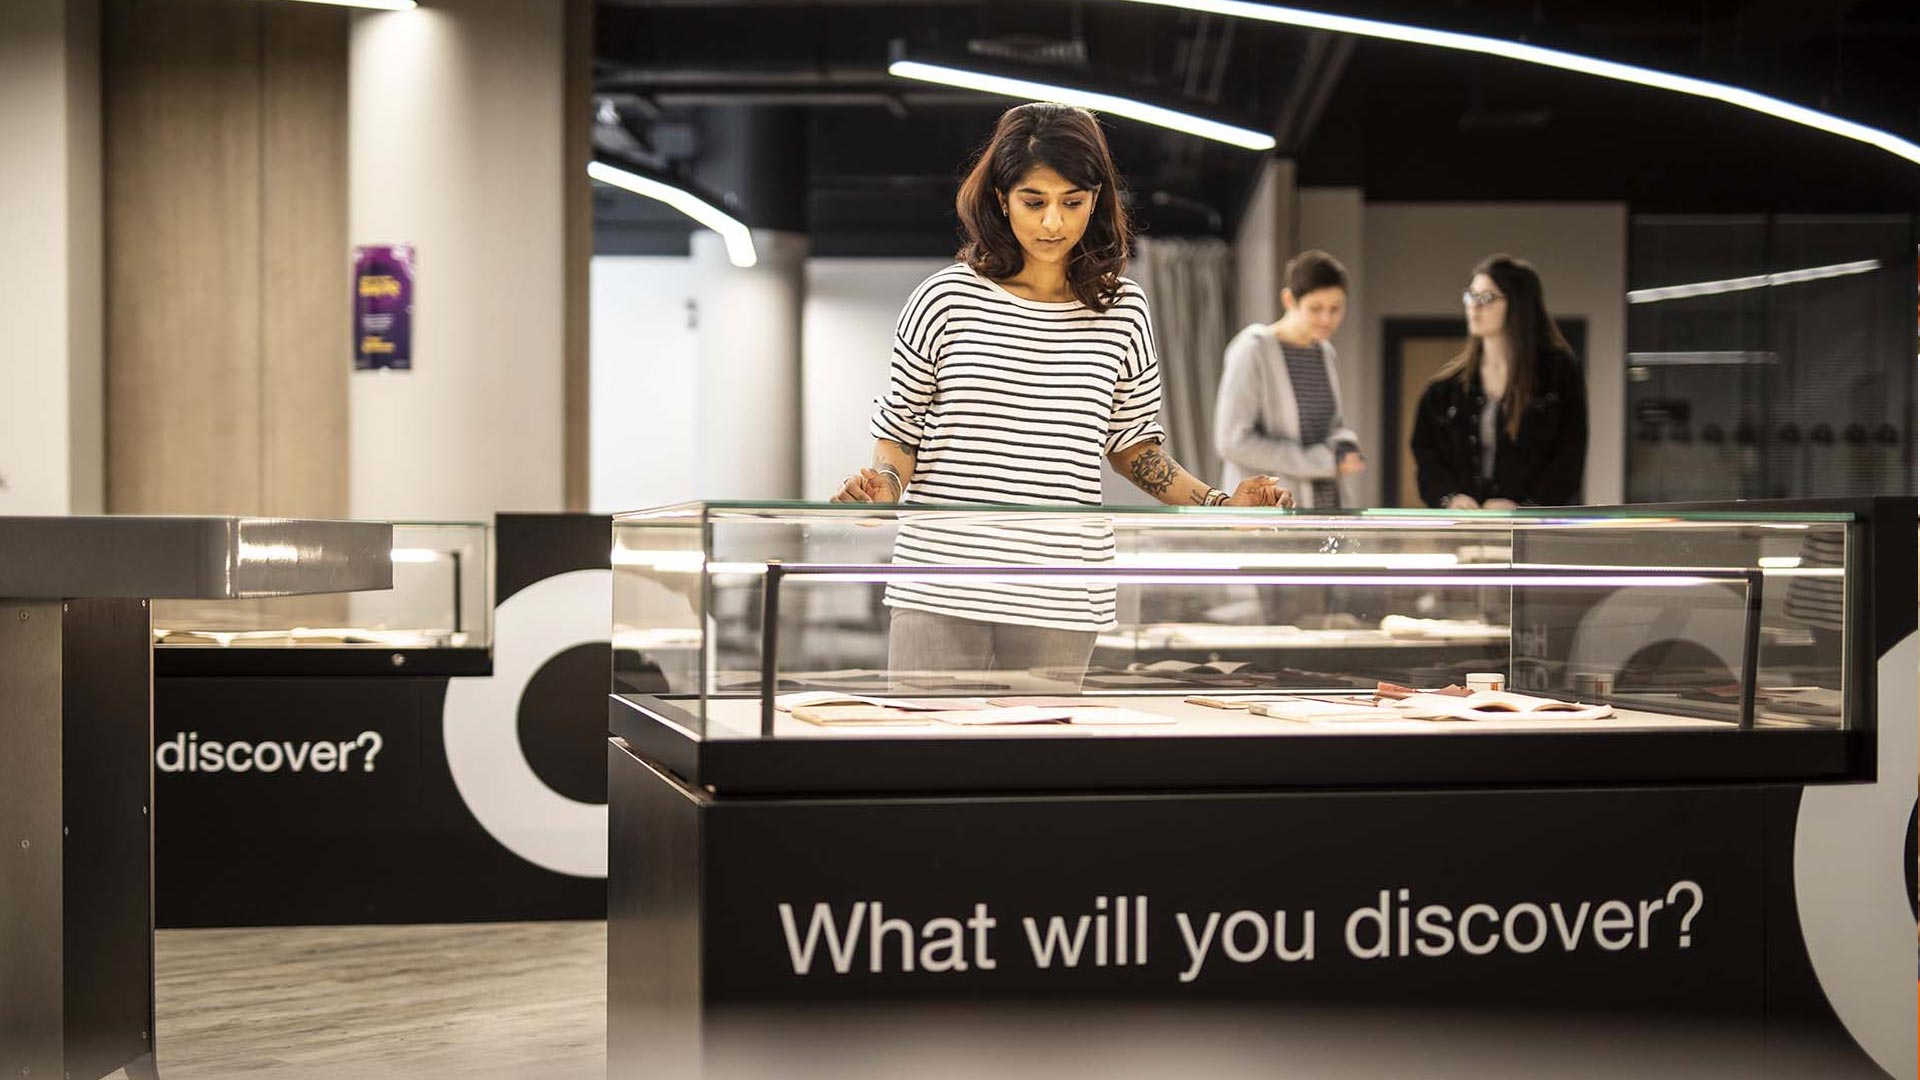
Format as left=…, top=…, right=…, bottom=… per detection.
left=104, top=0, right=346, bottom=519
left=563, top=0, right=593, bottom=510
left=105, top=0, right=262, bottom=514
left=261, top=5, right=348, bottom=520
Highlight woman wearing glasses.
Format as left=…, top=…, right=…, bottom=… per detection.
left=1409, top=254, right=1588, bottom=509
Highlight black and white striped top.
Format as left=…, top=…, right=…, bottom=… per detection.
left=868, top=262, right=1168, bottom=631
left=1782, top=528, right=1846, bottom=632
left=1281, top=341, right=1340, bottom=509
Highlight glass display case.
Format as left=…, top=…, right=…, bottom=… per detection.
left=610, top=501, right=1874, bottom=794
left=155, top=522, right=490, bottom=675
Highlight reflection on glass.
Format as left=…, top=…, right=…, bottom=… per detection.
left=1627, top=214, right=1916, bottom=501
left=611, top=503, right=1853, bottom=740
left=154, top=523, right=490, bottom=650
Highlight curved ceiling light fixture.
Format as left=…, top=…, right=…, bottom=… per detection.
left=587, top=160, right=757, bottom=268
left=887, top=59, right=1278, bottom=151
left=1111, top=0, right=1920, bottom=167
left=268, top=0, right=418, bottom=9
left=1627, top=259, right=1883, bottom=305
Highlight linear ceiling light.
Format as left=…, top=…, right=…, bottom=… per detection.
left=887, top=59, right=1277, bottom=151
left=587, top=160, right=757, bottom=268
left=265, top=0, right=418, bottom=9
left=1627, top=259, right=1882, bottom=304
left=1111, top=0, right=1920, bottom=167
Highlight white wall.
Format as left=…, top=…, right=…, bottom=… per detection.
left=0, top=0, right=101, bottom=515
left=693, top=229, right=807, bottom=501
left=585, top=254, right=942, bottom=508
left=588, top=256, right=698, bottom=512
left=801, top=257, right=948, bottom=500
left=348, top=1, right=565, bottom=522
left=1233, top=158, right=1294, bottom=330
left=1362, top=202, right=1628, bottom=505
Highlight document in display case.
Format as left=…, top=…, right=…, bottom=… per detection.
left=154, top=522, right=489, bottom=675
left=608, top=500, right=1872, bottom=794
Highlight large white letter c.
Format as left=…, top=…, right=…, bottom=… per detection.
left=442, top=569, right=612, bottom=879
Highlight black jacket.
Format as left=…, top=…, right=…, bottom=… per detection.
left=1409, top=349, right=1589, bottom=508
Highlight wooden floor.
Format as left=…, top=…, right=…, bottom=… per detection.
left=124, top=921, right=605, bottom=1080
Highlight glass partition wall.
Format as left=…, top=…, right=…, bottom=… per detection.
left=1626, top=214, right=1918, bottom=502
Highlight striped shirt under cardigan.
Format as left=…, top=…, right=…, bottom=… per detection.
left=1280, top=340, right=1341, bottom=509
left=868, top=262, right=1169, bottom=632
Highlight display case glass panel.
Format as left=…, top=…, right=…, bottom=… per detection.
left=155, top=522, right=490, bottom=652
left=612, top=502, right=1854, bottom=742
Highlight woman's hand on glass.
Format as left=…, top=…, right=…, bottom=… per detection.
left=1227, top=476, right=1295, bottom=508
left=1482, top=497, right=1518, bottom=510
left=1444, top=493, right=1481, bottom=510
left=831, top=468, right=900, bottom=503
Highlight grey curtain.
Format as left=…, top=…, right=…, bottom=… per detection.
left=1133, top=237, right=1235, bottom=483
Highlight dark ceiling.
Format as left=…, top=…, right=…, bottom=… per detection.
left=592, top=0, right=1920, bottom=257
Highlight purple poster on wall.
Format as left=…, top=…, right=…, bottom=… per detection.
left=353, top=244, right=415, bottom=371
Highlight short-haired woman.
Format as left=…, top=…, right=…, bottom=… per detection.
left=1410, top=254, right=1588, bottom=509
left=1214, top=249, right=1366, bottom=509
left=831, top=102, right=1291, bottom=678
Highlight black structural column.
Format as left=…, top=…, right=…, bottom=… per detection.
left=0, top=516, right=391, bottom=1080
left=0, top=599, right=157, bottom=1080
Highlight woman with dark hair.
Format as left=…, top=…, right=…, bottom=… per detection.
left=831, top=102, right=1290, bottom=677
left=1410, top=254, right=1588, bottom=509
left=1215, top=249, right=1366, bottom=509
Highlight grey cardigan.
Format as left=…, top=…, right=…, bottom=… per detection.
left=1213, top=324, right=1361, bottom=507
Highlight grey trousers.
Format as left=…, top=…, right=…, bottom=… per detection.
left=888, top=609, right=1097, bottom=690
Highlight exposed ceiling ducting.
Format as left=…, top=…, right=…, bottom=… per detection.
left=593, top=0, right=1920, bottom=256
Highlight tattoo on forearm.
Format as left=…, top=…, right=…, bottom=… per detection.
left=1127, top=446, right=1179, bottom=496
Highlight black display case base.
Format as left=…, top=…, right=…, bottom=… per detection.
left=607, top=737, right=1891, bottom=1079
